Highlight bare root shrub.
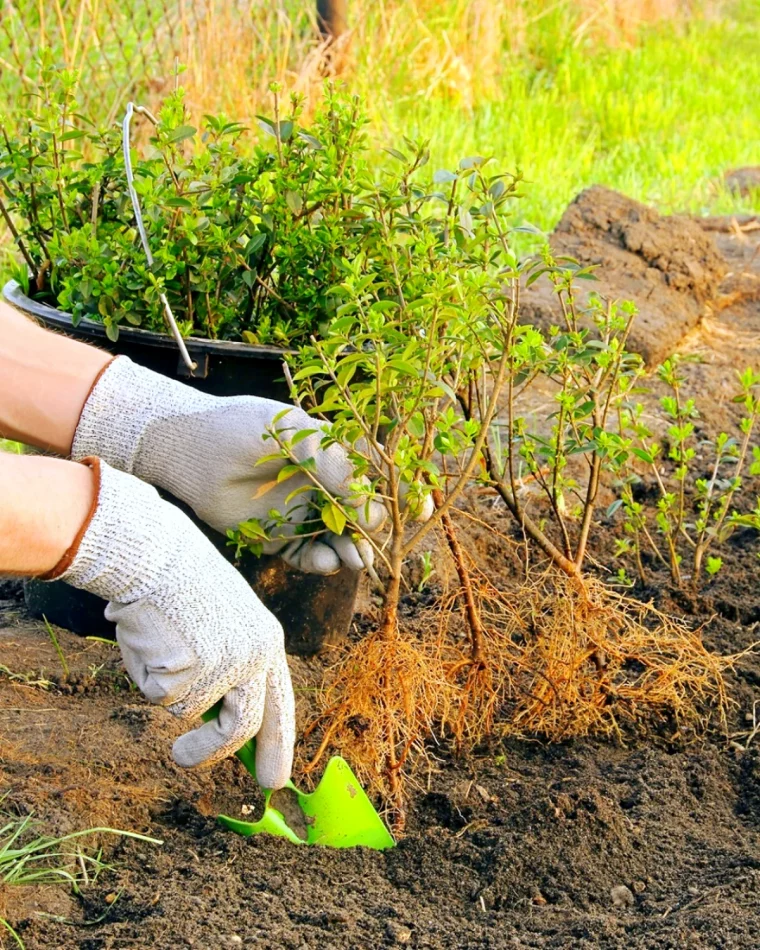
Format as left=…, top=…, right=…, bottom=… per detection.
left=297, top=623, right=457, bottom=830
left=471, top=572, right=732, bottom=744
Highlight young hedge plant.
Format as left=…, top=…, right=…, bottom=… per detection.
left=458, top=238, right=646, bottom=581
left=616, top=357, right=760, bottom=592
left=234, top=146, right=525, bottom=820
left=227, top=150, right=735, bottom=821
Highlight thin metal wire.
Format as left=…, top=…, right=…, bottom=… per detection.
left=122, top=101, right=197, bottom=373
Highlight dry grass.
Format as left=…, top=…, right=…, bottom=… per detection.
left=170, top=0, right=698, bottom=119
left=0, top=0, right=186, bottom=121
left=0, top=0, right=699, bottom=122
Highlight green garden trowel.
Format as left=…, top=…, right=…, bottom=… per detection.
left=201, top=707, right=394, bottom=850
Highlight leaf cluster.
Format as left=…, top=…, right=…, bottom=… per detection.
left=231, top=150, right=525, bottom=571
left=1, top=62, right=374, bottom=345
left=614, top=359, right=760, bottom=590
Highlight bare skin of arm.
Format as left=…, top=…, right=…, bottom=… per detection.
left=0, top=452, right=96, bottom=575
left=0, top=300, right=111, bottom=455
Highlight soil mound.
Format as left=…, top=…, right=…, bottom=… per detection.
left=522, top=186, right=726, bottom=366
left=724, top=167, right=760, bottom=197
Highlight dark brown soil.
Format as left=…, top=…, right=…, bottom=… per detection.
left=2, top=602, right=760, bottom=950
left=2, top=214, right=760, bottom=950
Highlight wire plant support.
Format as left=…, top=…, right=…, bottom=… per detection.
left=121, top=101, right=197, bottom=374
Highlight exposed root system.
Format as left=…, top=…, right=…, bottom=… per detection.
left=297, top=623, right=457, bottom=829
left=299, top=567, right=735, bottom=825
left=473, top=572, right=733, bottom=745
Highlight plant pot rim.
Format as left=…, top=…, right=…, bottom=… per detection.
left=2, top=279, right=295, bottom=360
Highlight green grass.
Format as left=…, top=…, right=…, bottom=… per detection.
left=356, top=1, right=760, bottom=231
left=0, top=808, right=162, bottom=948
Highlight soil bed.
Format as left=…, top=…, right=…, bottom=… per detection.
left=1, top=217, right=760, bottom=950
left=2, top=600, right=759, bottom=950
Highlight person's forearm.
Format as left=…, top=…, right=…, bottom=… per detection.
left=0, top=301, right=112, bottom=455
left=0, top=452, right=96, bottom=576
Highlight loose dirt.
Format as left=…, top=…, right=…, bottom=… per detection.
left=2, top=214, right=760, bottom=950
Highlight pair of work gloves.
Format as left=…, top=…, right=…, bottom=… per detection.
left=54, top=356, right=409, bottom=789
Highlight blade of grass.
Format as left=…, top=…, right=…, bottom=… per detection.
left=42, top=616, right=69, bottom=679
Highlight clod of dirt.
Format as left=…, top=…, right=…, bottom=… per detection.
left=724, top=167, right=760, bottom=197
left=522, top=186, right=726, bottom=366
left=610, top=884, right=635, bottom=908
left=386, top=920, right=412, bottom=944
left=269, top=786, right=310, bottom=841
left=529, top=885, right=547, bottom=906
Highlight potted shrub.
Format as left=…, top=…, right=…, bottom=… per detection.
left=0, top=61, right=377, bottom=653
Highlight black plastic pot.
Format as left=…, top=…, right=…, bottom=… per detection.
left=4, top=280, right=359, bottom=656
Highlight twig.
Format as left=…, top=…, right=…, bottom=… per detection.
left=0, top=192, right=36, bottom=277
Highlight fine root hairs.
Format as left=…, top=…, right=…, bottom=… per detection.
left=298, top=622, right=457, bottom=830
left=299, top=568, right=734, bottom=828
left=470, top=572, right=732, bottom=746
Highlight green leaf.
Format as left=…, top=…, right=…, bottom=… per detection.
left=286, top=190, right=303, bottom=215
left=290, top=428, right=318, bottom=446
left=489, top=179, right=506, bottom=199
left=277, top=464, right=302, bottom=483
left=322, top=503, right=347, bottom=535
left=166, top=125, right=197, bottom=143
left=388, top=359, right=419, bottom=376
left=631, top=447, right=655, bottom=464
left=433, top=169, right=457, bottom=183
left=254, top=452, right=288, bottom=467
left=245, top=232, right=267, bottom=257
left=458, top=156, right=486, bottom=170
left=606, top=499, right=624, bottom=517
left=292, top=364, right=325, bottom=381
left=239, top=519, right=269, bottom=540
left=298, top=132, right=323, bottom=150
left=284, top=484, right=315, bottom=505
left=330, top=315, right=357, bottom=333
left=512, top=223, right=544, bottom=235
left=257, top=118, right=276, bottom=137
left=369, top=300, right=400, bottom=313
left=526, top=267, right=548, bottom=286
left=165, top=196, right=194, bottom=209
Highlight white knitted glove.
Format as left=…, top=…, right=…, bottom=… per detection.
left=46, top=458, right=295, bottom=787
left=72, top=357, right=386, bottom=575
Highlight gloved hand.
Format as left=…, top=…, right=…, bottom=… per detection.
left=72, top=357, right=386, bottom=575
left=45, top=458, right=295, bottom=787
